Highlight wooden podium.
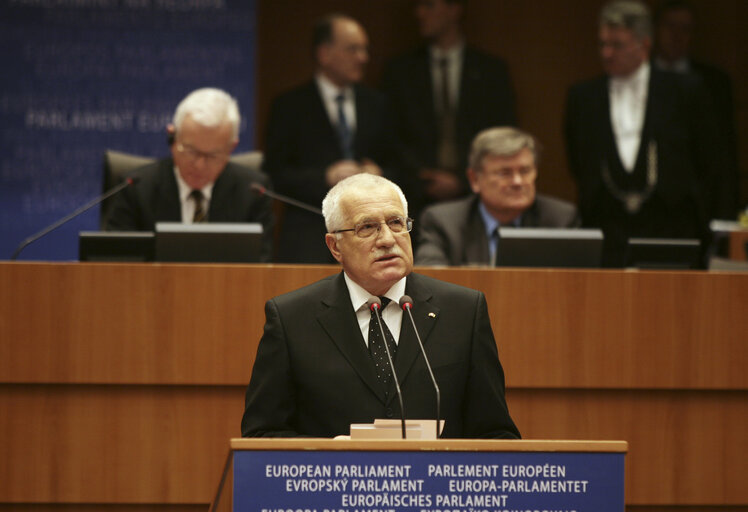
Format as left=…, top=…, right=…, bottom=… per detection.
left=212, top=438, right=628, bottom=512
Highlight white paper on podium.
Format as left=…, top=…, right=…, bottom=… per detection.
left=350, top=419, right=444, bottom=440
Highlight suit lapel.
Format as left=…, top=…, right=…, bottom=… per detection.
left=457, top=47, right=476, bottom=123
left=521, top=200, right=540, bottom=227
left=415, top=49, right=438, bottom=131
left=316, top=273, right=386, bottom=402
left=207, top=165, right=232, bottom=221
left=155, top=161, right=182, bottom=222
left=386, top=274, right=440, bottom=404
left=464, top=198, right=490, bottom=265
left=599, top=78, right=629, bottom=170
left=310, top=82, right=344, bottom=158
left=352, top=85, right=368, bottom=158
left=637, top=70, right=661, bottom=162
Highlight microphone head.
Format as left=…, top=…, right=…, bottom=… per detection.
left=399, top=295, right=414, bottom=310
left=367, top=297, right=382, bottom=312
left=250, top=182, right=266, bottom=195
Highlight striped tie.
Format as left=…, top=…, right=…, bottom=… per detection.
left=190, top=189, right=206, bottom=223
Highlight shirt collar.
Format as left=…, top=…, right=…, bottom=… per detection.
left=429, top=40, right=465, bottom=62
left=478, top=200, right=521, bottom=238
left=610, top=61, right=650, bottom=91
left=655, top=56, right=690, bottom=73
left=173, top=166, right=214, bottom=203
left=343, top=272, right=407, bottom=312
left=478, top=201, right=501, bottom=238
left=316, top=73, right=353, bottom=103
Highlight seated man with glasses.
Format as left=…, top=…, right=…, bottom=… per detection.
left=415, top=127, right=579, bottom=266
left=241, top=172, right=520, bottom=439
left=105, top=87, right=274, bottom=261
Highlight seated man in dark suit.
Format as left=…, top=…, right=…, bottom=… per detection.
left=106, top=87, right=274, bottom=261
left=416, top=127, right=579, bottom=266
left=241, top=173, right=519, bottom=439
left=263, top=14, right=402, bottom=264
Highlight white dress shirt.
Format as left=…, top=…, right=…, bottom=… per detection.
left=316, top=73, right=356, bottom=133
left=430, top=42, right=464, bottom=114
left=174, top=167, right=214, bottom=223
left=344, top=272, right=407, bottom=347
left=609, top=62, right=650, bottom=172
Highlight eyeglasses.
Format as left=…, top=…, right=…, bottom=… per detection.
left=333, top=216, right=414, bottom=239
left=175, top=142, right=231, bottom=165
left=480, top=166, right=536, bottom=182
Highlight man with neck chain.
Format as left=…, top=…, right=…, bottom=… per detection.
left=564, top=0, right=726, bottom=267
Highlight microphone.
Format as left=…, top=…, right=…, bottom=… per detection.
left=250, top=183, right=322, bottom=216
left=367, top=296, right=407, bottom=439
left=10, top=176, right=139, bottom=260
left=399, top=295, right=441, bottom=439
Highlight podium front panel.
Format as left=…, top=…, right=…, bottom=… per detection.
left=232, top=441, right=624, bottom=512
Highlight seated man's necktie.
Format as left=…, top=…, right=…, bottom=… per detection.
left=190, top=189, right=207, bottom=223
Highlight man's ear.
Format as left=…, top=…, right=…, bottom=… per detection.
left=467, top=168, right=481, bottom=194
left=325, top=233, right=344, bottom=263
left=166, top=124, right=176, bottom=146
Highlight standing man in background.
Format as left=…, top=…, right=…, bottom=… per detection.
left=564, top=0, right=725, bottom=266
left=263, top=13, right=401, bottom=264
left=652, top=0, right=739, bottom=219
left=382, top=0, right=516, bottom=216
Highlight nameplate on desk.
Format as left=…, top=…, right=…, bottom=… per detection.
left=232, top=444, right=624, bottom=511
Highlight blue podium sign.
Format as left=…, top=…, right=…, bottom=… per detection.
left=229, top=439, right=626, bottom=512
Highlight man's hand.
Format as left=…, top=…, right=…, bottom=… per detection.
left=359, top=158, right=383, bottom=176
left=420, top=168, right=463, bottom=201
left=326, top=160, right=361, bottom=186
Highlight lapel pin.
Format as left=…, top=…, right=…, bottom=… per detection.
left=428, top=312, right=436, bottom=318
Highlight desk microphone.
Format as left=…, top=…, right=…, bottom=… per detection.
left=399, top=295, right=441, bottom=439
left=250, top=183, right=322, bottom=216
left=368, top=296, right=407, bottom=439
left=10, top=177, right=139, bottom=260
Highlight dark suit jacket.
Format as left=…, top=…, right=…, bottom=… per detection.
left=689, top=60, right=739, bottom=218
left=105, top=157, right=274, bottom=261
left=262, top=81, right=402, bottom=263
left=564, top=68, right=725, bottom=266
left=241, top=271, right=520, bottom=439
left=415, top=194, right=580, bottom=266
left=382, top=45, right=516, bottom=210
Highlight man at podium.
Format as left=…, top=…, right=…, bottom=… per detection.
left=241, top=174, right=519, bottom=439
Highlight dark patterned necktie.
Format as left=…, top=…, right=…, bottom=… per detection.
left=490, top=226, right=500, bottom=266
left=368, top=296, right=398, bottom=388
left=190, top=189, right=206, bottom=223
left=335, top=93, right=354, bottom=159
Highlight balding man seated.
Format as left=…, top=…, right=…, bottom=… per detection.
left=416, top=127, right=579, bottom=266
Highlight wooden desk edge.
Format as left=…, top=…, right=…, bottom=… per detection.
left=230, top=438, right=628, bottom=453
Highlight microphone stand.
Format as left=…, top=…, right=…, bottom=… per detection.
left=11, top=177, right=137, bottom=260
left=250, top=183, right=322, bottom=216
left=400, top=295, right=441, bottom=439
left=368, top=297, right=407, bottom=439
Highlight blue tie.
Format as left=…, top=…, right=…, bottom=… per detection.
left=335, top=93, right=353, bottom=159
